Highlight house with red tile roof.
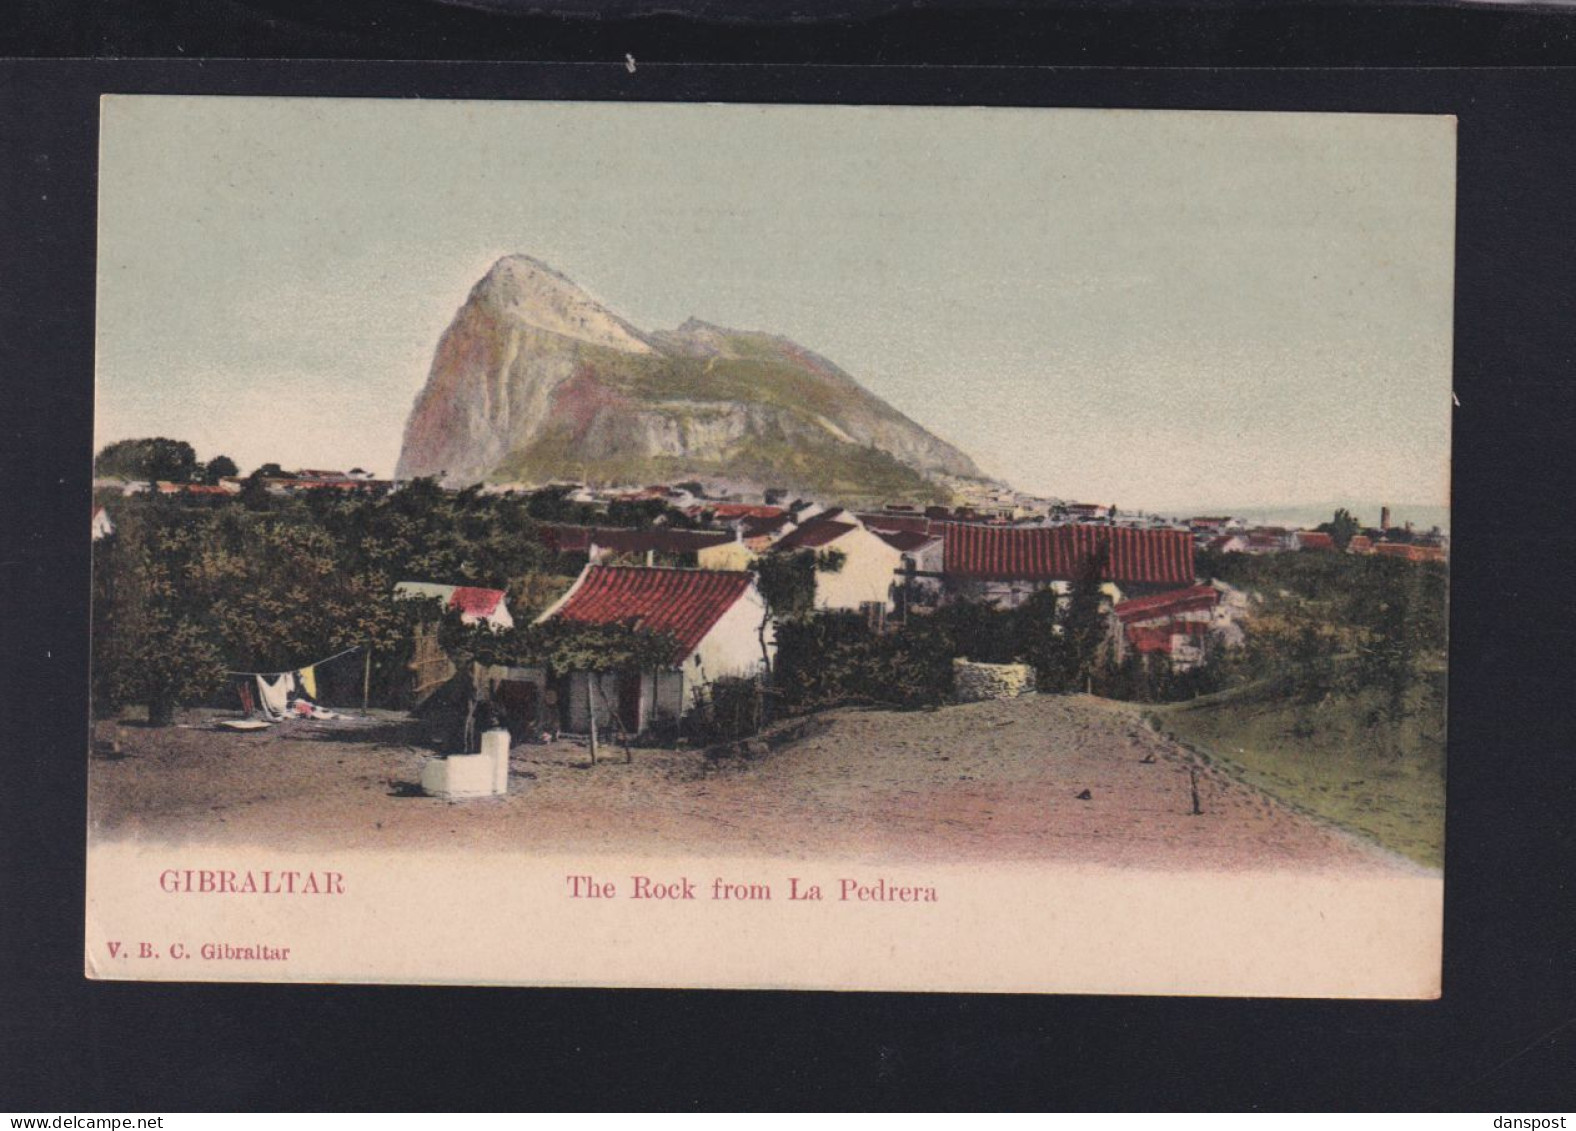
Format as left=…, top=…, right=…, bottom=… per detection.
left=855, top=511, right=933, bottom=536
left=394, top=581, right=515, bottom=629
left=1114, top=585, right=1226, bottom=670
left=535, top=565, right=771, bottom=735
left=1372, top=542, right=1448, bottom=564
left=936, top=523, right=1195, bottom=608
left=772, top=510, right=906, bottom=615
left=1296, top=530, right=1337, bottom=552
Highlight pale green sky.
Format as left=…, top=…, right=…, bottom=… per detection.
left=96, top=98, right=1454, bottom=510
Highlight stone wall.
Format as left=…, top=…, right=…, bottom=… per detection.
left=952, top=659, right=1037, bottom=702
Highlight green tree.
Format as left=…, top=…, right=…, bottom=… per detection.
left=752, top=548, right=845, bottom=623
left=1318, top=507, right=1361, bottom=551
left=204, top=455, right=239, bottom=484
left=1010, top=587, right=1070, bottom=689
left=95, top=437, right=200, bottom=483
left=91, top=500, right=224, bottom=723
left=239, top=472, right=273, bottom=511
left=1059, top=546, right=1113, bottom=694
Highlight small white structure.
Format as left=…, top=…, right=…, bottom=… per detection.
left=420, top=728, right=510, bottom=799
left=91, top=505, right=115, bottom=541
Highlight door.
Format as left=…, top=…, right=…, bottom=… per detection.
left=493, top=679, right=539, bottom=740
left=617, top=668, right=643, bottom=735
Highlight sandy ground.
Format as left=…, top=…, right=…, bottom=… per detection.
left=89, top=694, right=1423, bottom=873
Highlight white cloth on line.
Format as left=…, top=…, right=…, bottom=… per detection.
left=256, top=673, right=291, bottom=719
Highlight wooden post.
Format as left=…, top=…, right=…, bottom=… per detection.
left=1189, top=766, right=1203, bottom=816
left=586, top=675, right=599, bottom=765
left=362, top=646, right=372, bottom=716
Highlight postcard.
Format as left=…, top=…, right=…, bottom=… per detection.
left=86, top=97, right=1452, bottom=996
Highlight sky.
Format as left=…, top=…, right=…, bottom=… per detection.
left=96, top=98, right=1455, bottom=512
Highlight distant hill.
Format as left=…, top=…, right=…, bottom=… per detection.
left=396, top=255, right=988, bottom=503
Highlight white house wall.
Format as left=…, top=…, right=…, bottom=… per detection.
left=689, top=584, right=773, bottom=682
left=816, top=527, right=905, bottom=611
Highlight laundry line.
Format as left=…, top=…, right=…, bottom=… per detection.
left=224, top=645, right=364, bottom=678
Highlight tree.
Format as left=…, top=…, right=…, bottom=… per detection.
left=91, top=500, right=224, bottom=723
left=255, top=463, right=292, bottom=479
left=1059, top=545, right=1112, bottom=693
left=204, top=455, right=239, bottom=484
left=750, top=548, right=845, bottom=676
left=1317, top=507, right=1361, bottom=551
left=95, top=437, right=199, bottom=483
left=1010, top=587, right=1070, bottom=688
left=239, top=472, right=272, bottom=511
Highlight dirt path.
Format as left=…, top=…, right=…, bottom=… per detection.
left=89, top=696, right=1422, bottom=873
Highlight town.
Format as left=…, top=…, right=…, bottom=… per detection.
left=92, top=449, right=1448, bottom=731
left=90, top=436, right=1448, bottom=878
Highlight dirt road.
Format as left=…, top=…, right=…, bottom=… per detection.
left=90, top=695, right=1422, bottom=873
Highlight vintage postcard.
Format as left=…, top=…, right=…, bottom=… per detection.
left=87, top=97, right=1452, bottom=996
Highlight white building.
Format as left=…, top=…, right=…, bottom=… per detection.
left=534, top=564, right=771, bottom=735
left=771, top=509, right=905, bottom=617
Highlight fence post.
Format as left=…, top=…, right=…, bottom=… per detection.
left=362, top=646, right=372, bottom=716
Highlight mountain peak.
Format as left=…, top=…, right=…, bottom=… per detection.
left=470, top=254, right=653, bottom=355
left=399, top=257, right=986, bottom=494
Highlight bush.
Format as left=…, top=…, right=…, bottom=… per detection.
left=687, top=676, right=764, bottom=743
left=773, top=611, right=958, bottom=710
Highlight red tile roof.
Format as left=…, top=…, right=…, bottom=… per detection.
left=740, top=514, right=793, bottom=538
left=1114, top=585, right=1220, bottom=623
left=449, top=586, right=507, bottom=619
left=1297, top=531, right=1337, bottom=551
left=545, top=566, right=756, bottom=666
left=591, top=528, right=733, bottom=555
left=774, top=519, right=857, bottom=552
left=939, top=524, right=1194, bottom=585
left=875, top=529, right=942, bottom=554
left=1125, top=620, right=1212, bottom=655
left=855, top=512, right=932, bottom=535
left=689, top=503, right=787, bottom=521
left=1373, top=542, right=1447, bottom=563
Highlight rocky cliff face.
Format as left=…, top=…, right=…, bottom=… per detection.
left=396, top=255, right=986, bottom=500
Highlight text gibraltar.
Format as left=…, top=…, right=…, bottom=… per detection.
left=159, top=869, right=345, bottom=894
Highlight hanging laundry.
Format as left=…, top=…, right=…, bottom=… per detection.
left=237, top=681, right=256, bottom=715
left=298, top=665, right=317, bottom=700
left=256, top=674, right=291, bottom=720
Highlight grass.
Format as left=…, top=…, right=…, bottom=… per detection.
left=494, top=411, right=950, bottom=504
left=1149, top=679, right=1446, bottom=869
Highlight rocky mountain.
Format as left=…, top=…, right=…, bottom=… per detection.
left=395, top=255, right=987, bottom=502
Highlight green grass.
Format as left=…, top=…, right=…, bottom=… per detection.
left=495, top=424, right=948, bottom=505
left=1149, top=681, right=1446, bottom=869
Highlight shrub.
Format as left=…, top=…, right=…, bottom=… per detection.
left=687, top=676, right=764, bottom=743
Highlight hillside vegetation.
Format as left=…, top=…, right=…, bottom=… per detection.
left=1146, top=549, right=1449, bottom=868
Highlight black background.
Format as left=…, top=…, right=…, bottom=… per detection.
left=3, top=3, right=1575, bottom=1110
